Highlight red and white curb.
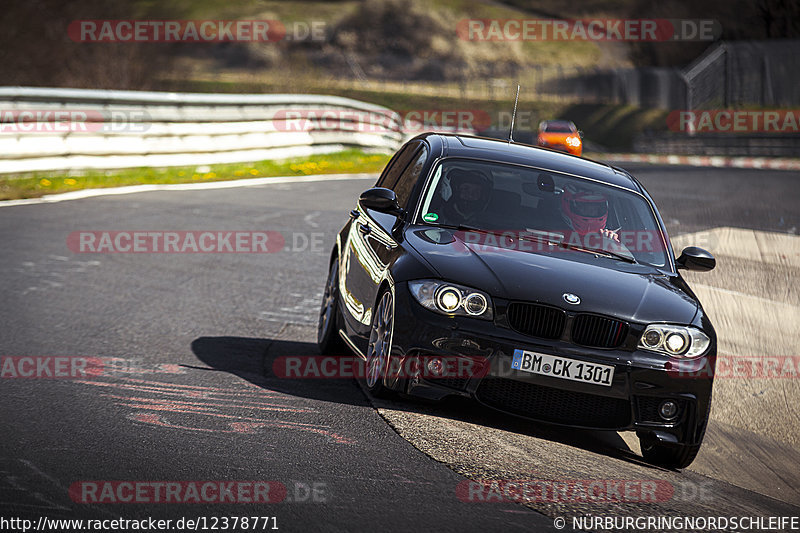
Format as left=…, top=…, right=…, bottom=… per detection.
left=595, top=153, right=800, bottom=171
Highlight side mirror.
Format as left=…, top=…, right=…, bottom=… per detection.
left=359, top=187, right=403, bottom=216
left=537, top=172, right=555, bottom=192
left=578, top=130, right=585, bottom=139
left=522, top=173, right=555, bottom=195
left=676, top=246, right=716, bottom=272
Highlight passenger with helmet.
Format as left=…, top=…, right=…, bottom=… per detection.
left=560, top=186, right=620, bottom=242
left=440, top=169, right=492, bottom=225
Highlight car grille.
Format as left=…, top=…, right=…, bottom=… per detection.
left=635, top=396, right=687, bottom=424
left=572, top=314, right=628, bottom=348
left=507, top=303, right=566, bottom=339
left=476, top=378, right=631, bottom=429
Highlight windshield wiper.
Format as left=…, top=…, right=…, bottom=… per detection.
left=435, top=223, right=498, bottom=235
left=560, top=242, right=637, bottom=263
left=435, top=224, right=637, bottom=263
left=518, top=230, right=562, bottom=247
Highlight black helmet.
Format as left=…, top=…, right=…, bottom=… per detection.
left=447, top=169, right=491, bottom=213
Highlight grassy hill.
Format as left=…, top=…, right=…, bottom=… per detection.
left=1, top=0, right=683, bottom=148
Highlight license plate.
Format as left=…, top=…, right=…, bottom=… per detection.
left=512, top=349, right=614, bottom=387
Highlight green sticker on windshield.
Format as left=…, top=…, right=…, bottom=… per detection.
left=423, top=212, right=439, bottom=222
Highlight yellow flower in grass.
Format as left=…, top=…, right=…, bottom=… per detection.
left=204, top=172, right=216, bottom=179
left=178, top=171, right=185, bottom=177
left=192, top=174, right=201, bottom=180
left=234, top=170, right=245, bottom=176
left=39, top=178, right=51, bottom=186
left=64, top=178, right=77, bottom=186
left=250, top=169, right=259, bottom=175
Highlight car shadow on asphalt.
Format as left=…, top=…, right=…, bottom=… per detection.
left=191, top=335, right=653, bottom=469
left=189, top=335, right=372, bottom=406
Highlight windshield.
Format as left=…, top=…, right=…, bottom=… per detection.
left=417, top=158, right=669, bottom=268
left=542, top=122, right=575, bottom=133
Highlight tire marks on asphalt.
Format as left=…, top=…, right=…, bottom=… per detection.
left=72, top=367, right=356, bottom=445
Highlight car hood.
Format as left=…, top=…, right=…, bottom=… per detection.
left=405, top=227, right=698, bottom=324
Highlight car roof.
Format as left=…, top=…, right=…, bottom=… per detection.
left=416, top=133, right=640, bottom=192
left=542, top=119, right=574, bottom=127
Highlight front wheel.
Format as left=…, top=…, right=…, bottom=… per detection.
left=317, top=257, right=346, bottom=355
left=363, top=289, right=396, bottom=398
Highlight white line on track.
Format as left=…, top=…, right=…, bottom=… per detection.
left=0, top=172, right=377, bottom=208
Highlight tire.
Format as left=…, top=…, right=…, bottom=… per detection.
left=317, top=257, right=346, bottom=355
left=639, top=437, right=702, bottom=470
left=363, top=289, right=396, bottom=398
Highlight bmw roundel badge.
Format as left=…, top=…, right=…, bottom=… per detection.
left=563, top=293, right=581, bottom=305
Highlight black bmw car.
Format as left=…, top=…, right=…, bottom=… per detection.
left=317, top=133, right=717, bottom=469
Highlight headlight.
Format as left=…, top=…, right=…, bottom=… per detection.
left=566, top=135, right=581, bottom=147
left=436, top=287, right=461, bottom=312
left=638, top=324, right=710, bottom=358
left=409, top=280, right=493, bottom=320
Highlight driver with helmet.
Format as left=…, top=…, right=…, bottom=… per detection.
left=560, top=186, right=619, bottom=242
left=441, top=169, right=492, bottom=225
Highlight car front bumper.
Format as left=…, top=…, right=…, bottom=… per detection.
left=537, top=141, right=581, bottom=156
left=388, top=282, right=714, bottom=446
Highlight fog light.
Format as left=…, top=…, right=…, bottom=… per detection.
left=426, top=357, right=444, bottom=376
left=659, top=400, right=679, bottom=420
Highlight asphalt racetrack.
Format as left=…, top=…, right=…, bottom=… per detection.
left=1, top=163, right=799, bottom=531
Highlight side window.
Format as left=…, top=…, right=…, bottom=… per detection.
left=393, top=146, right=428, bottom=208
left=375, top=142, right=420, bottom=189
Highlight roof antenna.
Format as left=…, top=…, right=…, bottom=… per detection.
left=508, top=84, right=520, bottom=143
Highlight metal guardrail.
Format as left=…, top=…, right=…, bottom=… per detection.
left=0, top=87, right=405, bottom=175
